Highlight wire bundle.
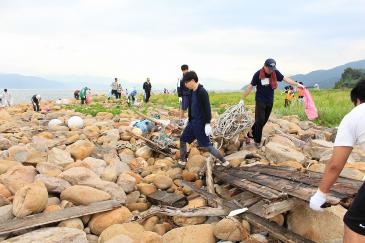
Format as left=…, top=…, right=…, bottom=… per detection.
left=212, top=102, right=253, bottom=143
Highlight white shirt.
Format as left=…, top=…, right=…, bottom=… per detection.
left=334, top=103, right=365, bottom=151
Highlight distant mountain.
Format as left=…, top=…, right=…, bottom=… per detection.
left=0, top=73, right=149, bottom=91
left=0, top=73, right=71, bottom=89
left=288, top=59, right=365, bottom=89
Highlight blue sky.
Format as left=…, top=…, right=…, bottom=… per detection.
left=0, top=0, right=364, bottom=90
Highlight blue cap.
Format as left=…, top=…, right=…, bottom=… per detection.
left=264, top=58, right=276, bottom=70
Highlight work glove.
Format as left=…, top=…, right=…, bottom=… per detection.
left=179, top=97, right=182, bottom=103
left=309, top=189, right=327, bottom=211
left=205, top=123, right=213, bottom=136
left=239, top=99, right=244, bottom=106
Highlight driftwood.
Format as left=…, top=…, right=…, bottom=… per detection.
left=214, top=166, right=345, bottom=205
left=243, top=164, right=361, bottom=196
left=248, top=199, right=297, bottom=219
left=127, top=130, right=172, bottom=156
left=0, top=200, right=121, bottom=236
left=182, top=181, right=314, bottom=243
left=132, top=205, right=227, bottom=222
left=214, top=169, right=285, bottom=200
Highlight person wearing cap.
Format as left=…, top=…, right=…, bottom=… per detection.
left=31, top=94, right=41, bottom=112
left=240, top=58, right=304, bottom=147
left=177, top=64, right=191, bottom=124
left=143, top=78, right=152, bottom=103
left=309, top=79, right=365, bottom=242
left=178, top=71, right=229, bottom=167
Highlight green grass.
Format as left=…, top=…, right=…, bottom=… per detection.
left=64, top=89, right=353, bottom=127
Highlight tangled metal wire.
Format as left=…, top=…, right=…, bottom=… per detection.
left=212, top=102, right=254, bottom=147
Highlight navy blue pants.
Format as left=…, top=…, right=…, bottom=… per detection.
left=181, top=121, right=210, bottom=147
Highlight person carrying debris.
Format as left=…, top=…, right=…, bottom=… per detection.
left=309, top=79, right=365, bottom=242
left=177, top=64, right=191, bottom=125
left=240, top=58, right=304, bottom=147
left=178, top=71, right=229, bottom=167
left=31, top=94, right=41, bottom=112
left=143, top=78, right=152, bottom=103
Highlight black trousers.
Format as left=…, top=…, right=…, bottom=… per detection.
left=252, top=101, right=273, bottom=143
left=81, top=98, right=86, bottom=104
left=32, top=101, right=40, bottom=112
left=144, top=91, right=151, bottom=103
left=111, top=89, right=118, bottom=98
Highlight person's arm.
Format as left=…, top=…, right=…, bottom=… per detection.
left=241, top=84, right=253, bottom=100
left=283, top=77, right=304, bottom=88
left=319, top=146, right=353, bottom=193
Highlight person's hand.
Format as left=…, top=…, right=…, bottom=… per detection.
left=179, top=97, right=182, bottom=103
left=205, top=123, right=212, bottom=136
left=239, top=99, right=244, bottom=106
left=309, top=189, right=327, bottom=211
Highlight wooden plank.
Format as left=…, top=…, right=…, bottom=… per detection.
left=242, top=164, right=361, bottom=196
left=0, top=200, right=121, bottom=235
left=215, top=166, right=342, bottom=204
left=248, top=199, right=297, bottom=219
left=213, top=170, right=284, bottom=200
left=183, top=181, right=314, bottom=243
left=147, top=191, right=188, bottom=208
left=242, top=212, right=314, bottom=243
left=133, top=205, right=227, bottom=222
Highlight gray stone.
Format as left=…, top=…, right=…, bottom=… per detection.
left=265, top=142, right=305, bottom=164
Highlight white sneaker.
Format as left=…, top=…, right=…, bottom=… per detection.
left=177, top=160, right=186, bottom=167
left=221, top=161, right=230, bottom=167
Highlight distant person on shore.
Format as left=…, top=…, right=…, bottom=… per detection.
left=284, top=86, right=294, bottom=107
left=309, top=79, right=365, bottom=242
left=111, top=78, right=119, bottom=98
left=1, top=89, right=13, bottom=107
left=117, top=84, right=123, bottom=99
left=178, top=71, right=228, bottom=167
left=314, top=83, right=320, bottom=90
left=79, top=87, right=90, bottom=105
left=143, top=78, right=152, bottom=103
left=240, top=58, right=304, bottom=147
left=31, top=94, right=41, bottom=112
left=177, top=64, right=191, bottom=124
left=297, top=81, right=305, bottom=103
left=74, top=89, right=80, bottom=100
left=127, top=87, right=137, bottom=107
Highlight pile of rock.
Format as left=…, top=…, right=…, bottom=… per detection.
left=0, top=102, right=362, bottom=243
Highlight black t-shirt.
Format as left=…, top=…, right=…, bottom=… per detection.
left=251, top=69, right=284, bottom=103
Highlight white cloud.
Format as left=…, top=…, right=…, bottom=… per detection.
left=0, top=1, right=364, bottom=90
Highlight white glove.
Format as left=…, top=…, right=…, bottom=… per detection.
left=205, top=123, right=212, bottom=136
left=309, top=189, right=327, bottom=211
left=239, top=99, right=244, bottom=106
left=183, top=118, right=188, bottom=126
left=179, top=97, right=182, bottom=103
